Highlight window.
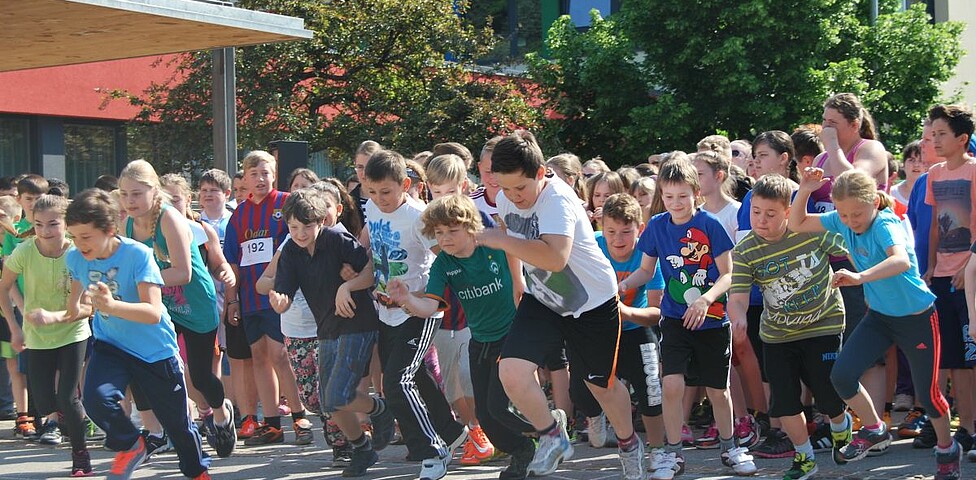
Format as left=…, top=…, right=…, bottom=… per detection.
left=65, top=124, right=116, bottom=192
left=470, top=0, right=543, bottom=62
left=566, top=0, right=612, bottom=27
left=0, top=118, right=31, bottom=178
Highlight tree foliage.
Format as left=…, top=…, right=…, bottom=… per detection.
left=529, top=0, right=963, bottom=164
left=117, top=0, right=543, bottom=174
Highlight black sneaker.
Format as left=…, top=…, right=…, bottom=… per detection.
left=689, top=399, right=714, bottom=427
left=914, top=418, right=938, bottom=449
left=369, top=399, right=396, bottom=451
left=142, top=430, right=173, bottom=458
left=952, top=427, right=974, bottom=452
left=756, top=412, right=771, bottom=439
left=810, top=422, right=833, bottom=452
left=71, top=448, right=93, bottom=477
left=332, top=443, right=353, bottom=468
left=209, top=400, right=238, bottom=458
left=342, top=438, right=378, bottom=477
left=750, top=428, right=795, bottom=459
left=499, top=439, right=535, bottom=480
left=243, top=424, right=284, bottom=446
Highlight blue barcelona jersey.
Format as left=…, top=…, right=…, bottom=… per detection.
left=223, top=190, right=290, bottom=313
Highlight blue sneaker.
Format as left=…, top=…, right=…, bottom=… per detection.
left=526, top=409, right=574, bottom=476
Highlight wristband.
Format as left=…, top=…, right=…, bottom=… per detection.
left=226, top=300, right=239, bottom=305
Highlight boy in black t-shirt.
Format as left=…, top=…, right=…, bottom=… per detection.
left=270, top=188, right=394, bottom=477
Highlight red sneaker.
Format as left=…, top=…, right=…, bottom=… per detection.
left=238, top=416, right=259, bottom=439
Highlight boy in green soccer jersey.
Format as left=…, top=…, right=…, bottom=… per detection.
left=389, top=193, right=537, bottom=480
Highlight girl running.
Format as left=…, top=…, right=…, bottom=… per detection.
left=789, top=167, right=958, bottom=480
left=0, top=194, right=94, bottom=476
left=65, top=188, right=210, bottom=480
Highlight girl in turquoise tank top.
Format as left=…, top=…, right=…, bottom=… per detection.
left=120, top=160, right=237, bottom=458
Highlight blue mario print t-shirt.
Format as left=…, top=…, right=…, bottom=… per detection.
left=637, top=209, right=734, bottom=329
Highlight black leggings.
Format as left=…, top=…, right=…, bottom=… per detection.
left=28, top=340, right=88, bottom=452
left=469, top=336, right=535, bottom=453
left=134, top=326, right=224, bottom=412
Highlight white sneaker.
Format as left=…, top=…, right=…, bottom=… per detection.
left=588, top=414, right=608, bottom=448
left=619, top=441, right=647, bottom=480
left=649, top=447, right=668, bottom=471
left=722, top=446, right=758, bottom=475
left=892, top=393, right=914, bottom=412
left=649, top=451, right=684, bottom=480
left=527, top=409, right=574, bottom=476
left=419, top=454, right=449, bottom=480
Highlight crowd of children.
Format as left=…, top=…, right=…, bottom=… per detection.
left=1, top=94, right=975, bottom=480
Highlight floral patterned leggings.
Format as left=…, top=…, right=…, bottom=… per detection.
left=285, top=336, right=348, bottom=447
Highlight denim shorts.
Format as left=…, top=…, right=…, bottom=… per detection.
left=318, top=331, right=378, bottom=413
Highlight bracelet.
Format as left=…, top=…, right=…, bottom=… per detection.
left=226, top=300, right=239, bottom=305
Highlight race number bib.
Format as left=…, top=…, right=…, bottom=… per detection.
left=240, top=238, right=273, bottom=267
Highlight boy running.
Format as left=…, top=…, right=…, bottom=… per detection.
left=477, top=131, right=646, bottom=479
left=729, top=174, right=851, bottom=480
left=269, top=188, right=394, bottom=477
left=620, top=159, right=757, bottom=479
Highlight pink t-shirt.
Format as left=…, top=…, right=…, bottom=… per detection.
left=925, top=159, right=976, bottom=277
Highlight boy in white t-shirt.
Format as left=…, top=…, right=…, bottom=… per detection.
left=362, top=150, right=467, bottom=480
left=476, top=131, right=645, bottom=479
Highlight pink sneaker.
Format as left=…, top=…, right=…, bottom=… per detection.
left=735, top=415, right=760, bottom=449
left=681, top=424, right=695, bottom=446
left=694, top=423, right=720, bottom=449
left=277, top=396, right=291, bottom=416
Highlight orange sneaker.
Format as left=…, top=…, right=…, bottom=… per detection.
left=238, top=416, right=258, bottom=439
left=243, top=424, right=283, bottom=446
left=191, top=472, right=211, bottom=480
left=460, top=426, right=495, bottom=466
left=108, top=436, right=147, bottom=479
left=15, top=415, right=35, bottom=437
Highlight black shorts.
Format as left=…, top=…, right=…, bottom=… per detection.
left=242, top=308, right=284, bottom=345
left=224, top=317, right=252, bottom=360
left=763, top=334, right=846, bottom=419
left=659, top=318, right=731, bottom=389
left=616, top=327, right=663, bottom=417
left=0, top=313, right=9, bottom=343
left=745, top=304, right=766, bottom=382
left=500, top=294, right=620, bottom=389
left=931, top=277, right=976, bottom=369
left=544, top=347, right=568, bottom=371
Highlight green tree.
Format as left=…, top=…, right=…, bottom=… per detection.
left=530, top=1, right=963, bottom=164
left=527, top=11, right=658, bottom=163
left=117, top=0, right=542, bottom=174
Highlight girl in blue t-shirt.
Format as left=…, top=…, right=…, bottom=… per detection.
left=64, top=189, right=210, bottom=480
left=789, top=168, right=958, bottom=478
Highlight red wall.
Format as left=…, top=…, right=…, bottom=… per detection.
left=0, top=56, right=179, bottom=121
